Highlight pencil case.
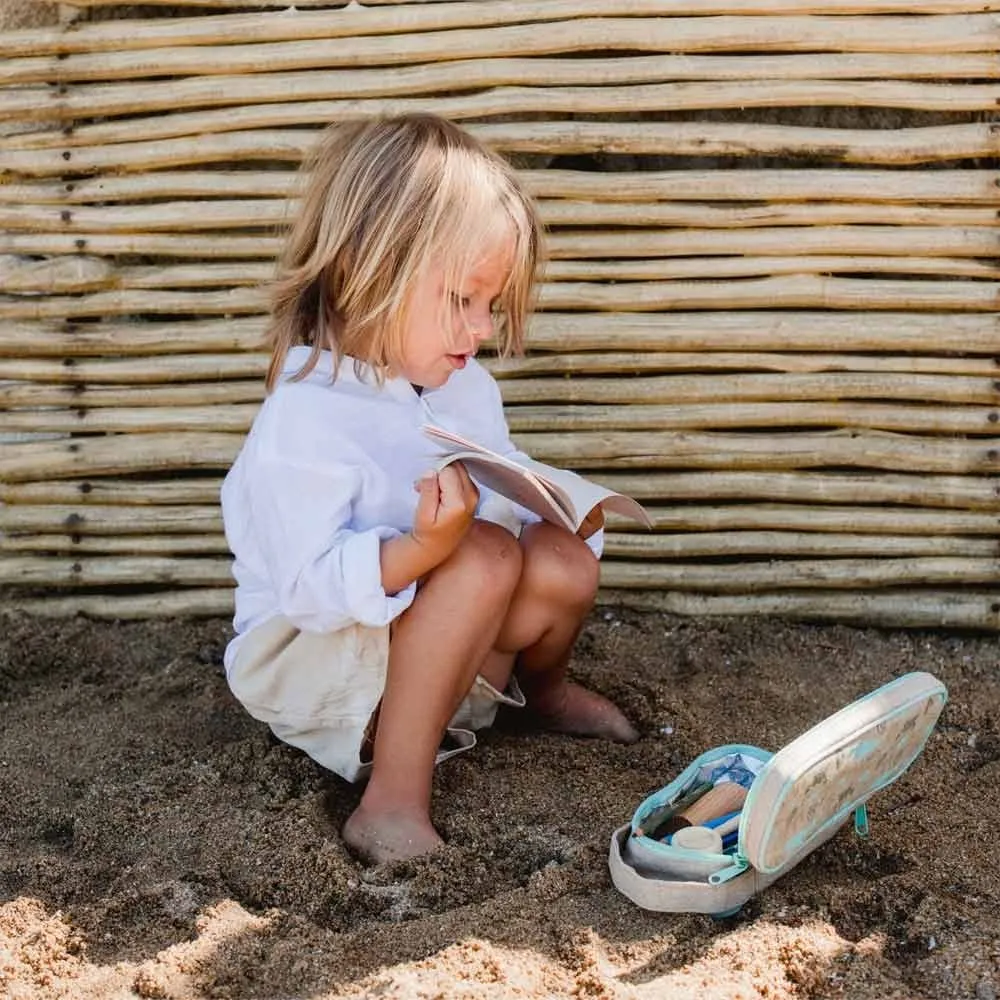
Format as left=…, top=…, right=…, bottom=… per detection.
left=609, top=671, right=947, bottom=917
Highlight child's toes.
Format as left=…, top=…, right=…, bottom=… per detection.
left=531, top=681, right=639, bottom=744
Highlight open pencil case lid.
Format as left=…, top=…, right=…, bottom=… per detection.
left=609, top=670, right=947, bottom=915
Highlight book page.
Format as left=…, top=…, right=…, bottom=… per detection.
left=436, top=450, right=576, bottom=532
left=512, top=455, right=653, bottom=530
left=422, top=424, right=651, bottom=532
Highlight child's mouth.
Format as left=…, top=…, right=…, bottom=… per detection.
left=447, top=353, right=470, bottom=370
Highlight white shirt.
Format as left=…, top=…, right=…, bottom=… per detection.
left=222, top=346, right=603, bottom=672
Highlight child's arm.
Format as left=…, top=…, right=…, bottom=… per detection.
left=231, top=453, right=415, bottom=634
left=379, top=463, right=479, bottom=594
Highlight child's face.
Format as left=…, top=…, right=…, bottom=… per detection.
left=398, top=239, right=513, bottom=389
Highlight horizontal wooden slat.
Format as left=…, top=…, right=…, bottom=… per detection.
left=497, top=353, right=1000, bottom=376
left=628, top=502, right=1000, bottom=530
left=483, top=121, right=999, bottom=164
left=5, top=254, right=998, bottom=292
left=601, top=556, right=1000, bottom=590
left=3, top=399, right=996, bottom=437
left=2, top=589, right=236, bottom=619
left=1, top=429, right=996, bottom=481
left=2, top=529, right=994, bottom=558
left=53, top=0, right=1000, bottom=10
left=12, top=1, right=1000, bottom=58
left=0, top=312, right=995, bottom=362
left=513, top=429, right=1000, bottom=473
left=506, top=401, right=1000, bottom=435
left=501, top=372, right=1000, bottom=405
left=0, top=504, right=222, bottom=534
left=3, top=122, right=997, bottom=176
left=4, top=168, right=997, bottom=206
left=547, top=226, right=1000, bottom=258
left=0, top=353, right=269, bottom=382
left=4, top=195, right=999, bottom=235
left=5, top=55, right=998, bottom=125
left=0, top=533, right=232, bottom=555
left=0, top=318, right=267, bottom=356
left=0, top=478, right=226, bottom=505
left=3, top=275, right=996, bottom=318
left=596, top=474, right=1000, bottom=511
left=16, top=551, right=999, bottom=589
left=7, top=229, right=1000, bottom=266
left=522, top=311, right=1000, bottom=353
left=8, top=249, right=996, bottom=292
left=7, top=198, right=999, bottom=253
left=541, top=276, right=1000, bottom=311
left=1, top=355, right=997, bottom=405
left=0, top=555, right=232, bottom=587
left=0, top=381, right=263, bottom=408
left=2, top=476, right=995, bottom=512
left=4, top=17, right=998, bottom=86
left=0, top=406, right=260, bottom=435
left=8, top=585, right=998, bottom=629
left=0, top=433, right=242, bottom=482
left=6, top=80, right=997, bottom=150
left=0, top=201, right=292, bottom=230
left=542, top=256, right=999, bottom=280
left=597, top=588, right=1000, bottom=629
left=0, top=231, right=283, bottom=258
left=603, top=531, right=998, bottom=557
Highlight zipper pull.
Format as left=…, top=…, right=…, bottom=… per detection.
left=709, top=854, right=749, bottom=885
left=854, top=802, right=870, bottom=838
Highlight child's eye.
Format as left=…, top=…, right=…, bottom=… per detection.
left=450, top=293, right=471, bottom=310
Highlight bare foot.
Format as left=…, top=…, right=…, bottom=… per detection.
left=527, top=680, right=639, bottom=744
left=342, top=805, right=444, bottom=865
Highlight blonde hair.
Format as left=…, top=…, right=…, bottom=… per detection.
left=266, top=114, right=544, bottom=391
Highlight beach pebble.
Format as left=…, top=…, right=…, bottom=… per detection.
left=976, top=981, right=996, bottom=1000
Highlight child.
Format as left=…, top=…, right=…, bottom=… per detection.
left=221, top=114, right=638, bottom=865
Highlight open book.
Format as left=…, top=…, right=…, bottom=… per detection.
left=423, top=424, right=652, bottom=534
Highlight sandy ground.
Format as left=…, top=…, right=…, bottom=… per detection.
left=1, top=608, right=998, bottom=999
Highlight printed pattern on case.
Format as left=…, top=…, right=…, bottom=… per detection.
left=759, top=695, right=945, bottom=871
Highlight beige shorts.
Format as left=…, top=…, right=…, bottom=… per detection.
left=226, top=614, right=525, bottom=783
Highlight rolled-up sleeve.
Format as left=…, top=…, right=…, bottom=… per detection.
left=245, top=457, right=415, bottom=633
left=328, top=524, right=416, bottom=626
left=583, top=526, right=605, bottom=559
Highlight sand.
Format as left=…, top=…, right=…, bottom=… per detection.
left=1, top=608, right=997, bottom=999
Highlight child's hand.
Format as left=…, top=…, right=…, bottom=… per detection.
left=577, top=506, right=604, bottom=540
left=412, top=463, right=479, bottom=563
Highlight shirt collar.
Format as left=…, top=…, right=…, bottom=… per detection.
left=281, top=345, right=420, bottom=403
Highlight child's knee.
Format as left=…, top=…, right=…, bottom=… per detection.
left=454, top=519, right=523, bottom=596
left=563, top=536, right=600, bottom=606
left=525, top=523, right=599, bottom=607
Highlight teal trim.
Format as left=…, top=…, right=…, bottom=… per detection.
left=708, top=855, right=749, bottom=885
left=854, top=803, right=869, bottom=838
left=630, top=743, right=771, bottom=840
left=629, top=745, right=771, bottom=874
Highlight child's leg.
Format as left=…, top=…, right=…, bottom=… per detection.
left=495, top=521, right=639, bottom=743
left=343, top=520, right=522, bottom=864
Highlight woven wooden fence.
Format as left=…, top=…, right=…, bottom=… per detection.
left=1, top=0, right=998, bottom=628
